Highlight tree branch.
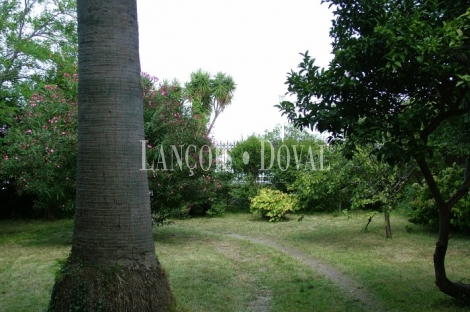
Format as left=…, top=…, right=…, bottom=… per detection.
left=421, top=105, right=470, bottom=143
left=446, top=158, right=470, bottom=209
left=415, top=155, right=447, bottom=209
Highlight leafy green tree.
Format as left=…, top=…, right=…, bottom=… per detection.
left=277, top=0, right=470, bottom=299
left=262, top=124, right=325, bottom=193
left=48, top=0, right=174, bottom=310
left=287, top=143, right=350, bottom=214
left=229, top=135, right=273, bottom=184
left=346, top=146, right=416, bottom=238
left=0, top=0, right=76, bottom=125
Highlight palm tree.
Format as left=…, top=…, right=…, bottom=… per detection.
left=185, top=69, right=212, bottom=118
left=185, top=70, right=236, bottom=135
left=207, top=72, right=236, bottom=134
left=48, top=0, right=174, bottom=311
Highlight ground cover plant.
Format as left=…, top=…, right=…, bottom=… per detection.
left=1, top=211, right=470, bottom=311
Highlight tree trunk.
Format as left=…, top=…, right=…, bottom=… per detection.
left=48, top=0, right=174, bottom=311
left=433, top=197, right=470, bottom=298
left=384, top=211, right=392, bottom=239
left=416, top=156, right=470, bottom=300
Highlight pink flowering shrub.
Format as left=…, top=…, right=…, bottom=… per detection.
left=0, top=72, right=78, bottom=217
left=142, top=74, right=225, bottom=222
left=0, top=72, right=226, bottom=219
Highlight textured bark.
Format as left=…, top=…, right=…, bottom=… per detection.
left=73, top=0, right=155, bottom=267
left=48, top=0, right=174, bottom=310
left=49, top=262, right=173, bottom=312
left=416, top=156, right=470, bottom=300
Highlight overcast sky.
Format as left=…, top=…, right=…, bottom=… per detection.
left=136, top=0, right=334, bottom=142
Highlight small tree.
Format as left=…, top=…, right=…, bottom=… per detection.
left=185, top=69, right=236, bottom=134
left=262, top=124, right=325, bottom=193
left=346, top=146, right=416, bottom=238
left=229, top=135, right=273, bottom=184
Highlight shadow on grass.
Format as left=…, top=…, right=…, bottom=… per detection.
left=431, top=297, right=470, bottom=310
left=0, top=219, right=73, bottom=247
left=153, top=225, right=215, bottom=246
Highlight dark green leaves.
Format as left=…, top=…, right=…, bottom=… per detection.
left=278, top=0, right=470, bottom=164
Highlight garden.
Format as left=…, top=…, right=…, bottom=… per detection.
left=1, top=0, right=470, bottom=310
left=2, top=211, right=470, bottom=312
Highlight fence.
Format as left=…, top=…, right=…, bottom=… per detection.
left=213, top=141, right=236, bottom=172
left=213, top=141, right=272, bottom=184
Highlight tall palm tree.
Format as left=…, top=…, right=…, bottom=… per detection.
left=48, top=0, right=174, bottom=311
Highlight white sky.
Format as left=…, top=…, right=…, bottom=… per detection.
left=137, top=0, right=334, bottom=142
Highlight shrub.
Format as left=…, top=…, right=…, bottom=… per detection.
left=142, top=74, right=221, bottom=220
left=228, top=182, right=260, bottom=212
left=206, top=171, right=234, bottom=216
left=250, top=188, right=298, bottom=222
left=288, top=170, right=341, bottom=212
left=229, top=135, right=273, bottom=182
left=0, top=72, right=78, bottom=218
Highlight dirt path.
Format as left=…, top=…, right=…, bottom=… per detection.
left=225, top=233, right=383, bottom=312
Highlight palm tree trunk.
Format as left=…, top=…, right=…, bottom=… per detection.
left=48, top=0, right=174, bottom=310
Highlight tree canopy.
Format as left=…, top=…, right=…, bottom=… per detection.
left=279, top=0, right=470, bottom=162
left=0, top=0, right=76, bottom=125
left=185, top=69, right=236, bottom=134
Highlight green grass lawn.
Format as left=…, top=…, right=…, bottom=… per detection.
left=1, top=211, right=469, bottom=311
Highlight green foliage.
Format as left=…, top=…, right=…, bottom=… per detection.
left=0, top=72, right=78, bottom=217
left=276, top=0, right=470, bottom=247
left=229, top=135, right=273, bottom=182
left=0, top=0, right=77, bottom=126
left=205, top=171, right=233, bottom=216
left=1, top=70, right=231, bottom=219
left=278, top=1, right=470, bottom=163
left=227, top=182, right=260, bottom=212
left=429, top=115, right=470, bottom=167
left=250, top=188, right=298, bottom=222
left=409, top=163, right=470, bottom=232
left=0, top=0, right=78, bottom=217
left=288, top=169, right=339, bottom=213
left=346, top=146, right=415, bottom=213
left=286, top=143, right=351, bottom=213
left=262, top=124, right=326, bottom=193
left=184, top=69, right=236, bottom=134
left=142, top=73, right=223, bottom=220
